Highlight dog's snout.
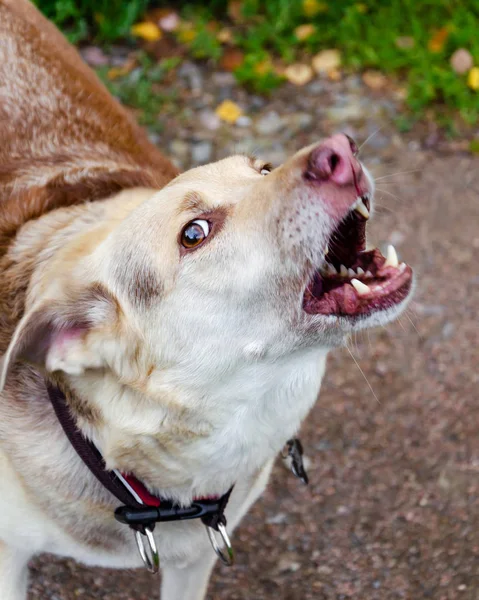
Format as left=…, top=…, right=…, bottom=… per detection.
left=306, top=134, right=362, bottom=187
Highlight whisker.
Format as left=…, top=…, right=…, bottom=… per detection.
left=374, top=169, right=420, bottom=181
left=375, top=187, right=405, bottom=203
left=358, top=127, right=383, bottom=153
left=345, top=346, right=380, bottom=404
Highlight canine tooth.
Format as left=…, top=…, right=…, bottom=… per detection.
left=351, top=278, right=371, bottom=296
left=340, top=264, right=348, bottom=277
left=354, top=198, right=370, bottom=219
left=385, top=244, right=399, bottom=268
left=356, top=267, right=365, bottom=276
left=348, top=268, right=356, bottom=278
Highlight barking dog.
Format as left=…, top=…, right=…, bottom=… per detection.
left=0, top=1, right=414, bottom=599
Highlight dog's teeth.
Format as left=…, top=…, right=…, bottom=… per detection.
left=354, top=198, right=370, bottom=220
left=340, top=264, right=348, bottom=277
left=385, top=244, right=399, bottom=268
left=348, top=268, right=356, bottom=278
left=351, top=278, right=371, bottom=296
left=365, top=270, right=374, bottom=278
left=356, top=267, right=365, bottom=276
left=327, top=263, right=338, bottom=275
left=324, top=244, right=329, bottom=255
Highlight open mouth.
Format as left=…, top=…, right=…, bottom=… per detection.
left=303, top=194, right=413, bottom=317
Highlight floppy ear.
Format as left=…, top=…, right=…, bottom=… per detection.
left=0, top=283, right=119, bottom=391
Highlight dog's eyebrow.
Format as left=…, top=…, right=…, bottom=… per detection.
left=177, top=191, right=211, bottom=215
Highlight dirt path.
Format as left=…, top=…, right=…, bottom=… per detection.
left=25, top=61, right=479, bottom=599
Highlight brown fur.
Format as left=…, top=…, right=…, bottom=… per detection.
left=0, top=0, right=177, bottom=354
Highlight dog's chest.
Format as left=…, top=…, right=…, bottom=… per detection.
left=181, top=347, right=328, bottom=493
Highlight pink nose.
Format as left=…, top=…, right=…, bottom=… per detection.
left=306, top=134, right=362, bottom=186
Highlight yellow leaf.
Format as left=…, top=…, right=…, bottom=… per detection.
left=428, top=27, right=449, bottom=53
left=131, top=22, right=162, bottom=42
left=302, top=0, right=328, bottom=17
left=284, top=63, right=314, bottom=86
left=215, top=100, right=243, bottom=124
left=294, top=24, right=316, bottom=41
left=254, top=59, right=273, bottom=76
left=467, top=67, right=479, bottom=91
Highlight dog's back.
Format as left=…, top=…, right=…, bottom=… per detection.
left=0, top=0, right=177, bottom=247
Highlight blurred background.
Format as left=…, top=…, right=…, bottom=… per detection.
left=30, top=1, right=479, bottom=598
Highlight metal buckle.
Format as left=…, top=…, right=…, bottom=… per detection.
left=206, top=522, right=234, bottom=566
left=135, top=527, right=160, bottom=574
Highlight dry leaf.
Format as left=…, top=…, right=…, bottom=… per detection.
left=220, top=48, right=245, bottom=72
left=107, top=58, right=136, bottom=80
left=302, top=0, right=328, bottom=17
left=254, top=59, right=273, bottom=76
left=467, top=67, right=479, bottom=91
left=284, top=63, right=314, bottom=86
left=450, top=49, right=473, bottom=75
left=428, top=27, right=449, bottom=53
left=294, top=24, right=316, bottom=41
left=362, top=70, right=388, bottom=90
left=327, top=68, right=342, bottom=81
left=215, top=100, right=243, bottom=123
left=217, top=27, right=233, bottom=44
left=131, top=22, right=162, bottom=42
left=312, top=49, right=341, bottom=74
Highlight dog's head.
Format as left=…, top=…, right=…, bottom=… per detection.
left=0, top=135, right=413, bottom=487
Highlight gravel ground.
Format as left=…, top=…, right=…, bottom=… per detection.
left=27, top=60, right=478, bottom=599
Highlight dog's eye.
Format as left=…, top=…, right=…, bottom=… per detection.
left=260, top=163, right=272, bottom=176
left=181, top=219, right=210, bottom=249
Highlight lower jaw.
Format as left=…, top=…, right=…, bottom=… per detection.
left=302, top=261, right=413, bottom=318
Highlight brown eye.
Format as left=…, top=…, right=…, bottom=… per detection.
left=260, top=163, right=272, bottom=176
left=180, top=219, right=210, bottom=249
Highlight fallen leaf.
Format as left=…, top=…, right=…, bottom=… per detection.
left=220, top=48, right=245, bottom=71
left=107, top=58, right=136, bottom=80
left=327, top=68, right=342, bottom=81
left=428, top=27, right=449, bottom=53
left=215, top=100, right=243, bottom=123
left=303, top=0, right=328, bottom=17
left=254, top=59, right=273, bottom=76
left=395, top=36, right=415, bottom=49
left=284, top=63, right=314, bottom=86
left=467, top=67, right=479, bottom=90
left=362, top=70, right=388, bottom=90
left=131, top=22, right=162, bottom=42
left=312, top=49, right=341, bottom=74
left=450, top=49, right=473, bottom=74
left=294, top=24, right=316, bottom=41
left=217, top=27, right=233, bottom=44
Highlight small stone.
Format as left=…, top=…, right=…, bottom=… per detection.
left=255, top=111, right=285, bottom=135
left=326, top=104, right=365, bottom=121
left=317, top=565, right=333, bottom=575
left=236, top=115, right=252, bottom=128
left=312, top=49, right=341, bottom=74
left=266, top=512, right=288, bottom=524
left=158, top=11, right=180, bottom=32
left=170, top=139, right=189, bottom=160
left=450, top=49, right=473, bottom=74
left=457, top=584, right=467, bottom=591
left=199, top=110, right=221, bottom=131
left=80, top=46, right=109, bottom=67
left=178, top=61, right=203, bottom=95
left=191, top=141, right=213, bottom=165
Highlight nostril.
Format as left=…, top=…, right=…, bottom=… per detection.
left=329, top=152, right=340, bottom=173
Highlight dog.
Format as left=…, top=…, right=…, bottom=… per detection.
left=0, top=1, right=414, bottom=598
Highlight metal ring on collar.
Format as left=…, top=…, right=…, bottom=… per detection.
left=206, top=522, right=234, bottom=566
left=135, top=527, right=160, bottom=574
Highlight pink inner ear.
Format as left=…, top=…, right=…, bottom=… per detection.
left=52, top=327, right=85, bottom=354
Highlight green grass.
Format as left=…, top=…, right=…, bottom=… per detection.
left=34, top=0, right=479, bottom=128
